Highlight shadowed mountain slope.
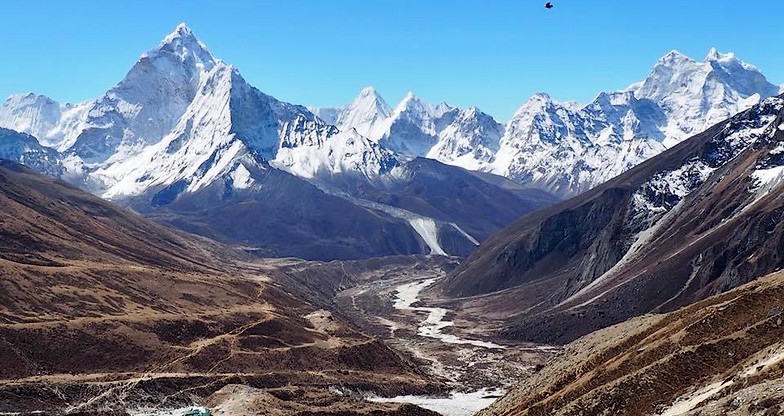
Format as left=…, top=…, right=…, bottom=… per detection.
left=437, top=95, right=784, bottom=344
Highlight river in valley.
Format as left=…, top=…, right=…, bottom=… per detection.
left=366, top=277, right=512, bottom=415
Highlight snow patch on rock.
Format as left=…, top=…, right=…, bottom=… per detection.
left=408, top=218, right=447, bottom=256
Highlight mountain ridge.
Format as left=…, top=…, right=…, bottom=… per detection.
left=3, top=30, right=779, bottom=200
left=479, top=269, right=784, bottom=416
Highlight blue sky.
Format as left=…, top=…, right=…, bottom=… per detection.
left=1, top=0, right=783, bottom=120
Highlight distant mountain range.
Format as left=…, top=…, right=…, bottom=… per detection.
left=0, top=24, right=555, bottom=260
left=311, top=48, right=782, bottom=197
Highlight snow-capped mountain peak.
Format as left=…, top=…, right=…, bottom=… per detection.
left=703, top=47, right=757, bottom=71
left=394, top=91, right=422, bottom=112
left=162, top=22, right=196, bottom=42
left=378, top=92, right=444, bottom=157
left=631, top=48, right=781, bottom=146
left=307, top=86, right=392, bottom=140
left=705, top=47, right=731, bottom=62
left=94, top=57, right=401, bottom=199
left=356, top=85, right=385, bottom=103
left=637, top=48, right=776, bottom=99
left=150, top=23, right=217, bottom=72
left=274, top=116, right=400, bottom=179
left=378, top=91, right=502, bottom=166
left=0, top=93, right=64, bottom=145
left=434, top=102, right=455, bottom=117
left=0, top=92, right=92, bottom=152
left=426, top=105, right=503, bottom=170
left=488, top=49, right=782, bottom=197
left=511, top=93, right=558, bottom=117
left=336, top=86, right=392, bottom=139
left=3, top=29, right=781, bottom=204
left=659, top=49, right=694, bottom=64
left=351, top=86, right=391, bottom=115
left=5, top=93, right=58, bottom=109
left=311, top=88, right=503, bottom=169
left=389, top=92, right=452, bottom=119
left=64, top=24, right=220, bottom=166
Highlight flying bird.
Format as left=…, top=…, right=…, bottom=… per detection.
left=545, top=2, right=553, bottom=9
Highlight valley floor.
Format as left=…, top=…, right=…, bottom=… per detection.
left=333, top=268, right=557, bottom=414
left=0, top=258, right=555, bottom=416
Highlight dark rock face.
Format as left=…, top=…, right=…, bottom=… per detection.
left=437, top=96, right=784, bottom=344
left=325, top=157, right=560, bottom=246
left=0, top=129, right=64, bottom=177
left=130, top=164, right=426, bottom=261
left=383, top=158, right=560, bottom=242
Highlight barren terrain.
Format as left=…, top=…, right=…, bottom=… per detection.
left=480, top=270, right=784, bottom=416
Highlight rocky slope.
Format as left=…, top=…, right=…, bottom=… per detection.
left=436, top=94, right=784, bottom=344
left=480, top=270, right=784, bottom=416
left=132, top=157, right=427, bottom=261
left=205, top=384, right=440, bottom=416
left=0, top=160, right=439, bottom=413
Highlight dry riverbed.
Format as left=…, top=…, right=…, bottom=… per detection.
left=335, top=269, right=557, bottom=415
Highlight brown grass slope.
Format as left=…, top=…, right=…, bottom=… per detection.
left=0, top=160, right=436, bottom=413
left=480, top=270, right=784, bottom=416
